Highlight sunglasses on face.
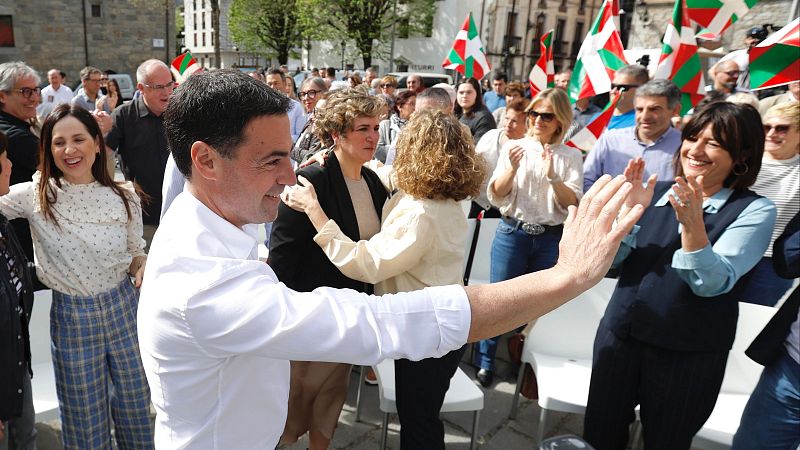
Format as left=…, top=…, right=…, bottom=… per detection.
left=528, top=111, right=556, bottom=122
left=298, top=89, right=319, bottom=100
left=610, top=83, right=639, bottom=91
left=764, top=124, right=791, bottom=134
left=380, top=84, right=395, bottom=88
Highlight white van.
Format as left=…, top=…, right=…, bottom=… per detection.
left=109, top=74, right=135, bottom=100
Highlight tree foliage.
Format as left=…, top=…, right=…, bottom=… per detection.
left=229, top=0, right=304, bottom=65
left=297, top=0, right=436, bottom=69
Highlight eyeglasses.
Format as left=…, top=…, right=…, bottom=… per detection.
left=380, top=84, right=396, bottom=88
left=610, top=83, right=640, bottom=91
left=6, top=87, right=41, bottom=99
left=764, top=124, right=791, bottom=134
left=528, top=111, right=556, bottom=122
left=144, top=81, right=176, bottom=91
left=298, top=89, right=320, bottom=100
left=720, top=70, right=742, bottom=77
left=87, top=77, right=103, bottom=83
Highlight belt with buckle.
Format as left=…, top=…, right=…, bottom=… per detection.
left=501, top=216, right=563, bottom=236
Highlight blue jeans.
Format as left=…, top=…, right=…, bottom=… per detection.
left=474, top=220, right=561, bottom=371
left=741, top=257, right=794, bottom=306
left=732, top=348, right=800, bottom=450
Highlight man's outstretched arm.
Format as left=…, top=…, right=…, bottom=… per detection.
left=465, top=174, right=642, bottom=342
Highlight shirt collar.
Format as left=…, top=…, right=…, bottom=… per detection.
left=654, top=186, right=734, bottom=214
left=633, top=125, right=678, bottom=146
left=178, top=190, right=260, bottom=260
left=136, top=95, right=159, bottom=119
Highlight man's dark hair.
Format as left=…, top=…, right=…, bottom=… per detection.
left=266, top=68, right=285, bottom=81
left=492, top=71, right=507, bottom=83
left=164, top=70, right=291, bottom=178
left=326, top=67, right=336, bottom=78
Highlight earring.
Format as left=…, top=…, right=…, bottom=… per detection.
left=733, top=162, right=749, bottom=176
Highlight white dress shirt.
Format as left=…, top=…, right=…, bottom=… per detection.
left=138, top=190, right=471, bottom=449
left=37, top=84, right=74, bottom=117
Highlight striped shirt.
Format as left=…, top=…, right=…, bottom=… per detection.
left=750, top=154, right=800, bottom=257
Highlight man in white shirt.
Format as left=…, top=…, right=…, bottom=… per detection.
left=265, top=68, right=307, bottom=143
left=138, top=69, right=642, bottom=449
left=37, top=68, right=74, bottom=118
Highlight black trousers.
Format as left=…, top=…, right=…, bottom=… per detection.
left=394, top=345, right=467, bottom=450
left=583, top=321, right=728, bottom=450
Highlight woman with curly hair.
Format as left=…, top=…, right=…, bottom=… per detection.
left=270, top=88, right=388, bottom=450
left=283, top=109, right=485, bottom=450
left=474, top=87, right=583, bottom=386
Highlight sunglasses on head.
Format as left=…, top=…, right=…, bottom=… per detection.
left=528, top=111, right=556, bottom=122
left=764, top=124, right=791, bottom=134
left=610, top=83, right=639, bottom=91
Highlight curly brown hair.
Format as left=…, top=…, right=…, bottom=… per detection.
left=314, top=88, right=384, bottom=148
left=394, top=109, right=486, bottom=201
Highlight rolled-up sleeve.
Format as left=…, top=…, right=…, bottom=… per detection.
left=672, top=197, right=776, bottom=297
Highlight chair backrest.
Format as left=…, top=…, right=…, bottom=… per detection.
left=719, top=302, right=777, bottom=394
left=528, top=278, right=618, bottom=359
left=464, top=218, right=500, bottom=286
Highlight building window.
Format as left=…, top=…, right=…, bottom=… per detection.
left=554, top=18, right=565, bottom=56
left=0, top=15, right=13, bottom=47
left=91, top=4, right=101, bottom=17
left=572, top=22, right=584, bottom=56
left=398, top=17, right=410, bottom=39
left=202, top=13, right=206, bottom=29
left=579, top=0, right=587, bottom=14
left=202, top=33, right=206, bottom=47
left=559, top=0, right=567, bottom=13
left=194, top=33, right=198, bottom=47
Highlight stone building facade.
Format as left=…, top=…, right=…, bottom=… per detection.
left=628, top=0, right=795, bottom=63
left=0, top=1, right=175, bottom=84
left=481, top=0, right=604, bottom=81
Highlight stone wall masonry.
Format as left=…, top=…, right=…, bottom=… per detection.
left=2, top=1, right=175, bottom=85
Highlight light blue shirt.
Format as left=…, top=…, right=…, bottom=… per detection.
left=483, top=91, right=505, bottom=112
left=288, top=99, right=308, bottom=143
left=615, top=187, right=776, bottom=297
left=583, top=126, right=681, bottom=192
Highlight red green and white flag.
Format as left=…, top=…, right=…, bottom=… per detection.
left=655, top=0, right=705, bottom=114
left=685, top=0, right=758, bottom=36
left=171, top=51, right=203, bottom=83
left=750, top=18, right=800, bottom=90
left=442, top=13, right=492, bottom=80
left=568, top=0, right=628, bottom=102
left=528, top=30, right=555, bottom=97
left=565, top=91, right=622, bottom=153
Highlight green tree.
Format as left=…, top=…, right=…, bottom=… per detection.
left=229, top=0, right=304, bottom=65
left=297, top=0, right=436, bottom=69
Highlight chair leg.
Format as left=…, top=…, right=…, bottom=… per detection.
left=509, top=363, right=525, bottom=419
left=470, top=410, right=481, bottom=450
left=536, top=407, right=547, bottom=443
left=355, top=366, right=366, bottom=422
left=380, top=412, right=389, bottom=450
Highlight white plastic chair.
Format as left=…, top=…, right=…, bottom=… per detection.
left=462, top=217, right=499, bottom=286
left=29, top=289, right=59, bottom=421
left=509, top=278, right=618, bottom=441
left=691, top=302, right=777, bottom=449
left=372, top=359, right=484, bottom=450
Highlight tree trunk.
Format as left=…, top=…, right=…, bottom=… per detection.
left=211, top=0, right=222, bottom=68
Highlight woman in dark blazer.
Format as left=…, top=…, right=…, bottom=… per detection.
left=269, top=88, right=387, bottom=450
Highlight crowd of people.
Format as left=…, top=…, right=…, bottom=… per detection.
left=0, top=26, right=798, bottom=450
